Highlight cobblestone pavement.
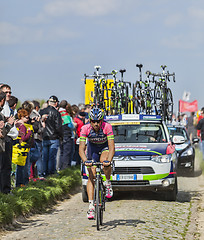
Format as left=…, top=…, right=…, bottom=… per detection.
left=1, top=155, right=203, bottom=240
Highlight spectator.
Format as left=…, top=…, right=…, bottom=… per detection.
left=85, top=104, right=91, bottom=124
left=0, top=91, right=14, bottom=193
left=186, top=112, right=196, bottom=142
left=72, top=104, right=79, bottom=118
left=73, top=111, right=85, bottom=165
left=7, top=95, right=18, bottom=117
left=29, top=100, right=44, bottom=179
left=78, top=103, right=85, bottom=111
left=0, top=84, right=18, bottom=194
left=20, top=101, right=36, bottom=181
left=66, top=103, right=75, bottom=165
left=40, top=95, right=63, bottom=176
left=13, top=109, right=32, bottom=187
left=196, top=107, right=204, bottom=160
left=58, top=100, right=74, bottom=170
left=22, top=100, right=34, bottom=116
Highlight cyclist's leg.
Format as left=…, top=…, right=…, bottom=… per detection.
left=86, top=145, right=99, bottom=219
left=100, top=149, right=111, bottom=180
left=100, top=147, right=113, bottom=198
left=87, top=167, right=96, bottom=202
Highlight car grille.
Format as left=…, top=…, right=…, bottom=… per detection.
left=112, top=180, right=149, bottom=185
left=114, top=167, right=155, bottom=174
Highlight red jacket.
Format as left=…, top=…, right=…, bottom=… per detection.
left=74, top=116, right=84, bottom=138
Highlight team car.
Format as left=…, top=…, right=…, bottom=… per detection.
left=82, top=114, right=178, bottom=201
left=167, top=123, right=199, bottom=173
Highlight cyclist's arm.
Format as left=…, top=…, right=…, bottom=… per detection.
left=79, top=140, right=87, bottom=163
left=107, top=139, right=115, bottom=162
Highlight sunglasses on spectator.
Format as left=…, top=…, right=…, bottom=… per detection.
left=90, top=120, right=101, bottom=123
left=5, top=91, right=12, bottom=94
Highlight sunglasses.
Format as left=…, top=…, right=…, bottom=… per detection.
left=91, top=120, right=101, bottom=123
left=5, top=91, right=12, bottom=94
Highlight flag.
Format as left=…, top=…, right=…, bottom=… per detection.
left=182, top=91, right=191, bottom=101
left=179, top=100, right=198, bottom=112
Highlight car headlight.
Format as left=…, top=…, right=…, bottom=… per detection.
left=181, top=147, right=194, bottom=157
left=152, top=154, right=171, bottom=163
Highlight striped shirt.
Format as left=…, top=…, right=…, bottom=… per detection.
left=80, top=121, right=114, bottom=145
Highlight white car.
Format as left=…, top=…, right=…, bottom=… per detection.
left=82, top=114, right=178, bottom=201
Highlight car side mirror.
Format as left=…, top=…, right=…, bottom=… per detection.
left=172, top=135, right=185, bottom=144
left=192, top=137, right=199, bottom=144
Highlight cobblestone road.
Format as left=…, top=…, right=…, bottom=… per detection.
left=1, top=155, right=203, bottom=240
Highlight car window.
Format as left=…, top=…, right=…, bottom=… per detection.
left=168, top=127, right=189, bottom=141
left=112, top=123, right=167, bottom=143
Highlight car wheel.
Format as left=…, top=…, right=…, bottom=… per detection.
left=82, top=185, right=88, bottom=202
left=190, top=160, right=195, bottom=172
left=163, top=177, right=178, bottom=201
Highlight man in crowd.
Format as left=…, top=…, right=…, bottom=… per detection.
left=0, top=85, right=18, bottom=193
left=196, top=107, right=204, bottom=160
left=0, top=91, right=15, bottom=194
left=84, top=104, right=91, bottom=124
left=7, top=95, right=18, bottom=117
left=186, top=112, right=196, bottom=142
left=40, top=96, right=63, bottom=176
left=30, top=100, right=44, bottom=178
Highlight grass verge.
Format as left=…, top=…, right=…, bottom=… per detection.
left=0, top=166, right=81, bottom=228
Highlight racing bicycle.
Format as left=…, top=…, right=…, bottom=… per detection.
left=152, top=65, right=175, bottom=121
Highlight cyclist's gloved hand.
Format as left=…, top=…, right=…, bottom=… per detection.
left=84, top=160, right=93, bottom=167
left=103, top=160, right=111, bottom=167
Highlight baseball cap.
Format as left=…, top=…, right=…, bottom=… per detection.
left=49, top=95, right=59, bottom=103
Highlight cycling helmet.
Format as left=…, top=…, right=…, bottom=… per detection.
left=89, top=108, right=104, bottom=121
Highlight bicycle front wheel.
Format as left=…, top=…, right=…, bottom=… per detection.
left=99, top=180, right=105, bottom=225
left=95, top=176, right=101, bottom=230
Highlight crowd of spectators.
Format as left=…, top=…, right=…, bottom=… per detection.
left=1, top=82, right=204, bottom=194
left=0, top=82, right=91, bottom=194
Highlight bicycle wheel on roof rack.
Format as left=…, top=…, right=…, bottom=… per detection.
left=132, top=84, right=139, bottom=114
left=124, top=85, right=129, bottom=114
left=154, top=83, right=162, bottom=116
left=137, top=90, right=146, bottom=114
left=166, top=88, right=173, bottom=121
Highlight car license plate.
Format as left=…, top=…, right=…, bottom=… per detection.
left=117, top=174, right=137, bottom=181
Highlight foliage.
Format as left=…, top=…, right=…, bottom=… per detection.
left=0, top=166, right=81, bottom=227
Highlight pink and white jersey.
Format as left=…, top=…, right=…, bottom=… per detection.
left=80, top=122, right=114, bottom=145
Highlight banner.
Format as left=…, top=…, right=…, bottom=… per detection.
left=179, top=100, right=198, bottom=113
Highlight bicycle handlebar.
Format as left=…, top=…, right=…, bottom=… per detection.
left=83, top=161, right=112, bottom=167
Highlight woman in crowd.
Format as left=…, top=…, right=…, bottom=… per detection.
left=13, top=109, right=32, bottom=187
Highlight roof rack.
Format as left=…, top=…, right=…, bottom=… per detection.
left=104, top=114, right=162, bottom=121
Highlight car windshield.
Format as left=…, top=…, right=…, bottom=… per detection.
left=168, top=127, right=189, bottom=141
left=111, top=122, right=167, bottom=143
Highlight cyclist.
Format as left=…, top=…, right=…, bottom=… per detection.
left=79, top=108, right=115, bottom=219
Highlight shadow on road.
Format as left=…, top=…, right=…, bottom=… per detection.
left=92, top=219, right=146, bottom=230
left=177, top=168, right=202, bottom=178
left=110, top=189, right=198, bottom=203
